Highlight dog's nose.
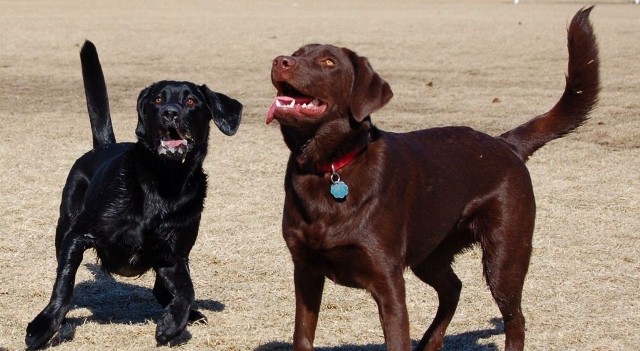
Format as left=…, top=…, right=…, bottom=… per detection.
left=273, top=56, right=296, bottom=71
left=161, top=105, right=180, bottom=122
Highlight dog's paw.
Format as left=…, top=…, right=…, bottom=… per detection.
left=188, top=309, right=207, bottom=325
left=25, top=313, right=57, bottom=350
left=155, top=311, right=187, bottom=345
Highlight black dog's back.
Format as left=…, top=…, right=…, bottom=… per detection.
left=80, top=40, right=116, bottom=148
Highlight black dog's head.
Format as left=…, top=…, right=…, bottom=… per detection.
left=135, top=81, right=242, bottom=161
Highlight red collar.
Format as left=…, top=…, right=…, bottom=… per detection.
left=316, top=147, right=365, bottom=173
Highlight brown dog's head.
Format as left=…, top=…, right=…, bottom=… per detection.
left=266, top=44, right=393, bottom=126
left=136, top=81, right=242, bottom=162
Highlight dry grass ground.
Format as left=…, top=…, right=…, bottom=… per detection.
left=0, top=0, right=638, bottom=350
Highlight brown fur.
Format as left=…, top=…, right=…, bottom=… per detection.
left=267, top=7, right=599, bottom=351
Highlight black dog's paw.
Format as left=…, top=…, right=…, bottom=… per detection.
left=155, top=311, right=187, bottom=345
left=188, top=309, right=207, bottom=325
left=25, top=313, right=57, bottom=350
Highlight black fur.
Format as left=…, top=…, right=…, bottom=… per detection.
left=25, top=40, right=242, bottom=349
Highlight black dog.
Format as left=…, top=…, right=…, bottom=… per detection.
left=25, top=40, right=242, bottom=349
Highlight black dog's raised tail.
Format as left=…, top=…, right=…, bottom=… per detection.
left=80, top=40, right=116, bottom=148
left=500, top=7, right=600, bottom=161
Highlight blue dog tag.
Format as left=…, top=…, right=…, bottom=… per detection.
left=330, top=181, right=349, bottom=200
left=329, top=165, right=349, bottom=200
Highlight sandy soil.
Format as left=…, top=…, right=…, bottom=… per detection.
left=0, top=0, right=638, bottom=350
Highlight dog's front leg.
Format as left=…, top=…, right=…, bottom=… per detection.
left=292, top=263, right=325, bottom=351
left=25, top=235, right=91, bottom=350
left=154, top=260, right=194, bottom=345
left=153, top=273, right=207, bottom=325
left=370, top=272, right=411, bottom=351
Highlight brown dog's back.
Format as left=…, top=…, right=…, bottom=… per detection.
left=379, top=126, right=533, bottom=266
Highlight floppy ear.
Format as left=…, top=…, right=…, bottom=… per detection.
left=200, top=85, right=243, bottom=136
left=135, top=85, right=151, bottom=139
left=346, top=49, right=393, bottom=122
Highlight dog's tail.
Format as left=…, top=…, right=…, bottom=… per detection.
left=499, top=7, right=599, bottom=161
left=80, top=40, right=116, bottom=148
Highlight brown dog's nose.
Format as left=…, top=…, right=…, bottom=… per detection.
left=273, top=56, right=296, bottom=71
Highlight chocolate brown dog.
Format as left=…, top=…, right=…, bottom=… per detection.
left=25, top=41, right=242, bottom=349
left=266, top=8, right=599, bottom=351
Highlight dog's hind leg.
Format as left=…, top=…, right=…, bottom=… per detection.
left=25, top=234, right=91, bottom=350
left=479, top=196, right=534, bottom=351
left=55, top=174, right=89, bottom=255
left=481, top=233, right=531, bottom=350
left=411, top=257, right=462, bottom=351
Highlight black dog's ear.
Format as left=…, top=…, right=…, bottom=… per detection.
left=345, top=49, right=393, bottom=122
left=200, top=85, right=243, bottom=136
left=135, top=85, right=151, bottom=139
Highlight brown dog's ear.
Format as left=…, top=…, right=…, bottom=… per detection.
left=345, top=49, right=393, bottom=122
left=200, top=85, right=243, bottom=136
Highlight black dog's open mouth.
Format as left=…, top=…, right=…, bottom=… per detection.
left=266, top=82, right=327, bottom=124
left=157, top=127, right=193, bottom=160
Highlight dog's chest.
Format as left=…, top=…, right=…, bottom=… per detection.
left=96, top=192, right=202, bottom=276
left=283, top=172, right=393, bottom=288
left=284, top=214, right=378, bottom=289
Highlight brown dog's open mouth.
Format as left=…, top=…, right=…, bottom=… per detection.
left=266, top=96, right=327, bottom=124
left=157, top=127, right=194, bottom=159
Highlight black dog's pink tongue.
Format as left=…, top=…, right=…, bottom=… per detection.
left=162, top=139, right=187, bottom=148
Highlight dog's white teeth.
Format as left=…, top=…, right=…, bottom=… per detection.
left=275, top=99, right=296, bottom=109
left=301, top=100, right=317, bottom=109
left=312, top=99, right=320, bottom=106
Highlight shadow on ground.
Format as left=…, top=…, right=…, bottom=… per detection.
left=254, top=318, right=503, bottom=351
left=49, top=263, right=224, bottom=347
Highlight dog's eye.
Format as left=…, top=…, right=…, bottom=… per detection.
left=154, top=97, right=164, bottom=105
left=185, top=97, right=196, bottom=108
left=322, top=58, right=335, bottom=67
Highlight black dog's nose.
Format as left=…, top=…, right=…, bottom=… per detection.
left=273, top=56, right=296, bottom=71
left=161, top=105, right=180, bottom=121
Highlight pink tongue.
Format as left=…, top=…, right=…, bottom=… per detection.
left=266, top=96, right=296, bottom=124
left=266, top=99, right=278, bottom=124
left=267, top=96, right=312, bottom=124
left=266, top=96, right=317, bottom=124
left=163, top=139, right=187, bottom=148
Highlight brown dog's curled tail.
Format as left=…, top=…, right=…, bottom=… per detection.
left=499, top=7, right=600, bottom=161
